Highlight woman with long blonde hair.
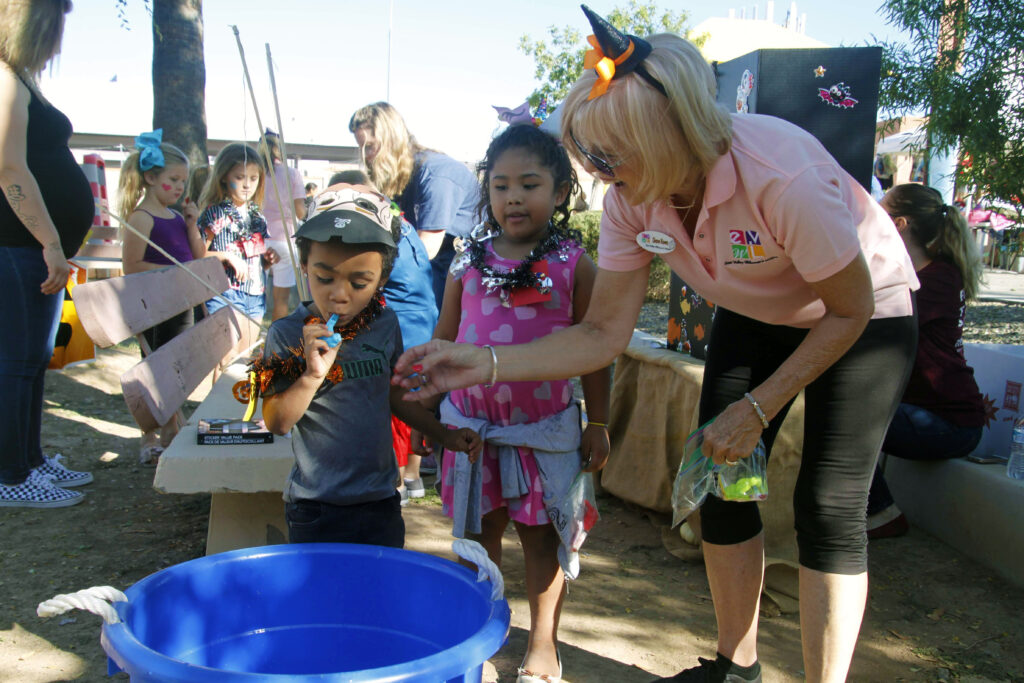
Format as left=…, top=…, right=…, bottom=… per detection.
left=349, top=102, right=478, bottom=308
left=0, top=0, right=95, bottom=507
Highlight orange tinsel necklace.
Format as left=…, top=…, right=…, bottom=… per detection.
left=233, top=295, right=385, bottom=418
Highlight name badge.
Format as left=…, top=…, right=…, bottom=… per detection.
left=637, top=231, right=676, bottom=254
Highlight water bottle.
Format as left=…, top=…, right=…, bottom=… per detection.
left=1008, top=415, right=1024, bottom=480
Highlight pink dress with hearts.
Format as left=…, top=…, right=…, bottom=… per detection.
left=440, top=240, right=585, bottom=526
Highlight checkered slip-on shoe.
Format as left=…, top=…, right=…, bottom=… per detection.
left=35, top=454, right=93, bottom=488
left=0, top=470, right=85, bottom=508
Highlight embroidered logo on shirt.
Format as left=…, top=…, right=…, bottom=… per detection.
left=725, top=229, right=777, bottom=266
left=637, top=231, right=676, bottom=254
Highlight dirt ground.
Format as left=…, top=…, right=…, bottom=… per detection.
left=2, top=343, right=1024, bottom=683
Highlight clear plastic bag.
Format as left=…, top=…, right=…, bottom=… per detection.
left=548, top=472, right=601, bottom=553
left=671, top=419, right=769, bottom=528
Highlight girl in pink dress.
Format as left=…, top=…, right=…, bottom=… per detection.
left=434, top=124, right=610, bottom=683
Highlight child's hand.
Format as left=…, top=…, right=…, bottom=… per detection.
left=301, top=319, right=340, bottom=381
left=580, top=423, right=610, bottom=473
left=263, top=247, right=280, bottom=267
left=182, top=198, right=199, bottom=226
left=443, top=428, right=482, bottom=463
left=221, top=253, right=248, bottom=282
left=410, top=428, right=433, bottom=456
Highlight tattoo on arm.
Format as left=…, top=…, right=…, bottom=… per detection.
left=5, top=183, right=41, bottom=230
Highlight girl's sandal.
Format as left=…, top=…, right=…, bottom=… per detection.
left=516, top=670, right=561, bottom=683
left=139, top=444, right=164, bottom=467
left=517, top=652, right=562, bottom=683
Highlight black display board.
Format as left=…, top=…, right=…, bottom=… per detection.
left=667, top=47, right=882, bottom=357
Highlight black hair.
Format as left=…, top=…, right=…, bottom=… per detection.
left=476, top=125, right=581, bottom=234
left=329, top=169, right=371, bottom=186
left=296, top=237, right=396, bottom=282
left=305, top=182, right=318, bottom=193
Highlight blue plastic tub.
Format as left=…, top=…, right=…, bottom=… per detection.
left=100, top=543, right=510, bottom=682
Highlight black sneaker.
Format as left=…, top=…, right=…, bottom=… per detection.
left=653, top=657, right=762, bottom=683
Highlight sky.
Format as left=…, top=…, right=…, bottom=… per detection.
left=42, top=1, right=912, bottom=164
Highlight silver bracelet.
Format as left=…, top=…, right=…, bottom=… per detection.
left=483, top=344, right=498, bottom=388
left=744, top=392, right=770, bottom=429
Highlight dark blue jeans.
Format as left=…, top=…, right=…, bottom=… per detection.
left=0, top=247, right=63, bottom=485
left=867, top=403, right=984, bottom=515
left=286, top=492, right=405, bottom=547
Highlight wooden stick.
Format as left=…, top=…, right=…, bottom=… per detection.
left=230, top=25, right=307, bottom=302
left=265, top=43, right=308, bottom=300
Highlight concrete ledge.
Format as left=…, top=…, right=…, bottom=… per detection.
left=886, top=456, right=1024, bottom=587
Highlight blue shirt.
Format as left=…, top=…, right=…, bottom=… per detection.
left=397, top=151, right=479, bottom=239
left=383, top=218, right=438, bottom=349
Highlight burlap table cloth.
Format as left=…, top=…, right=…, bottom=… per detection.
left=602, top=332, right=806, bottom=611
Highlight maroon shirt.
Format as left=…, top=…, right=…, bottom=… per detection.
left=901, top=259, right=986, bottom=426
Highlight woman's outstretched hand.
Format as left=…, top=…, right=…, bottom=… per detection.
left=392, top=340, right=492, bottom=401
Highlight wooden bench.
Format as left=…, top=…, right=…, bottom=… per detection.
left=151, top=359, right=294, bottom=555
left=72, top=256, right=269, bottom=554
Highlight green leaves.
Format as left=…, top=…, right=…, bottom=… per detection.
left=878, top=0, right=1024, bottom=213
left=518, top=1, right=696, bottom=108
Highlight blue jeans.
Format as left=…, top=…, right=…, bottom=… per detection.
left=0, top=247, right=63, bottom=484
left=867, top=403, right=984, bottom=515
left=205, top=289, right=265, bottom=322
left=285, top=493, right=405, bottom=547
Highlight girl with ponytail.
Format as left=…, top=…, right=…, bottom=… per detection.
left=867, top=184, right=987, bottom=539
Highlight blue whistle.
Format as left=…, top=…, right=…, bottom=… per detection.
left=319, top=314, right=341, bottom=348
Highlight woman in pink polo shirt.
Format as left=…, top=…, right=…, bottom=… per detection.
left=394, top=8, right=918, bottom=683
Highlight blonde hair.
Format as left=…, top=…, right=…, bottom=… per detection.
left=560, top=33, right=732, bottom=205
left=348, top=102, right=422, bottom=199
left=117, top=142, right=190, bottom=219
left=0, top=0, right=68, bottom=76
left=885, top=184, right=983, bottom=300
left=185, top=164, right=209, bottom=206
left=199, top=143, right=265, bottom=210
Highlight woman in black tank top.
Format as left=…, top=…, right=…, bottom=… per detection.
left=0, top=1, right=95, bottom=508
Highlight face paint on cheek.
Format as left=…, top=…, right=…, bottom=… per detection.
left=228, top=182, right=238, bottom=191
left=161, top=183, right=173, bottom=191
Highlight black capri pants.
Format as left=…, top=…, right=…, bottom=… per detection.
left=698, top=308, right=917, bottom=575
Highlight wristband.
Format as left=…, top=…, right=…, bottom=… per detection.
left=743, top=392, right=770, bottom=429
left=483, top=344, right=498, bottom=388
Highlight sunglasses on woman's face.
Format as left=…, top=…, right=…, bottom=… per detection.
left=570, top=130, right=625, bottom=177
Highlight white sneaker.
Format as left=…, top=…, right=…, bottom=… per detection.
left=34, top=454, right=93, bottom=487
left=0, top=470, right=85, bottom=508
left=403, top=477, right=426, bottom=499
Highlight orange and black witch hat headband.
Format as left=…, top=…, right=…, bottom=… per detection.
left=581, top=4, right=667, bottom=100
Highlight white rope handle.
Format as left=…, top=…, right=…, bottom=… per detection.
left=452, top=538, right=504, bottom=601
left=37, top=586, right=128, bottom=625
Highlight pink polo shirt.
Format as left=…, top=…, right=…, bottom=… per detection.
left=599, top=114, right=918, bottom=328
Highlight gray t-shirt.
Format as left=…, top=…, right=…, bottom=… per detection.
left=262, top=303, right=402, bottom=506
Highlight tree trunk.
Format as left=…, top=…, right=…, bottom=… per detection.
left=152, top=0, right=207, bottom=168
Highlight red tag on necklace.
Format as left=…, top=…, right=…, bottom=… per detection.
left=508, top=260, right=552, bottom=307
left=238, top=233, right=266, bottom=258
